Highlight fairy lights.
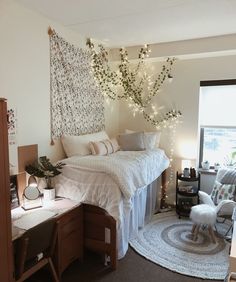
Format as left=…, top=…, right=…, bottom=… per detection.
left=86, top=38, right=183, bottom=208
left=86, top=38, right=182, bottom=128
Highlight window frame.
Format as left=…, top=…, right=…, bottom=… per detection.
left=199, top=79, right=236, bottom=169
left=199, top=125, right=236, bottom=168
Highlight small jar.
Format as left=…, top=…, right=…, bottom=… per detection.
left=190, top=167, right=196, bottom=178
left=183, top=168, right=190, bottom=177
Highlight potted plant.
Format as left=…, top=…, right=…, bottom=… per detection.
left=25, top=156, right=65, bottom=201
left=214, top=162, right=221, bottom=171
left=224, top=151, right=236, bottom=168
left=201, top=160, right=210, bottom=170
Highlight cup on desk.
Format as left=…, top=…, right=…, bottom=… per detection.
left=43, top=188, right=56, bottom=201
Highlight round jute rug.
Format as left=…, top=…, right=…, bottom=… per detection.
left=129, top=211, right=230, bottom=280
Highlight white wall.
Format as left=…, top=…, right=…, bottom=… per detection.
left=119, top=55, right=236, bottom=203
left=1, top=0, right=235, bottom=201
left=0, top=0, right=119, bottom=170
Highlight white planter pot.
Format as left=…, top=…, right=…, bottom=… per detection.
left=201, top=162, right=210, bottom=170
left=43, top=188, right=55, bottom=201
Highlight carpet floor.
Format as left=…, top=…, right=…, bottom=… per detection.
left=26, top=248, right=223, bottom=282
left=130, top=212, right=229, bottom=280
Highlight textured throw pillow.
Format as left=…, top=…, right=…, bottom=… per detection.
left=61, top=131, right=109, bottom=157
left=125, top=129, right=161, bottom=149
left=118, top=132, right=145, bottom=151
left=220, top=169, right=236, bottom=184
left=210, top=181, right=236, bottom=205
left=90, top=138, right=120, bottom=155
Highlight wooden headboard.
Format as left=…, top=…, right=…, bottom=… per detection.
left=17, top=144, right=38, bottom=203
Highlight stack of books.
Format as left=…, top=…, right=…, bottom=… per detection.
left=179, top=185, right=194, bottom=193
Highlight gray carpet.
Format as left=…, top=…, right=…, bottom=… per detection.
left=26, top=248, right=224, bottom=282
left=130, top=212, right=229, bottom=280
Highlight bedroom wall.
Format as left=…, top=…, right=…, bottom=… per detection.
left=0, top=0, right=119, bottom=170
left=1, top=0, right=235, bottom=203
left=118, top=54, right=236, bottom=203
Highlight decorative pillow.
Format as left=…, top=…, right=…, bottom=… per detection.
left=118, top=132, right=145, bottom=151
left=220, top=169, right=236, bottom=184
left=198, top=191, right=215, bottom=207
left=90, top=138, right=120, bottom=155
left=61, top=131, right=109, bottom=157
left=210, top=181, right=236, bottom=205
left=125, top=129, right=161, bottom=149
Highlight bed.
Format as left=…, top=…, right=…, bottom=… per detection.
left=54, top=147, right=169, bottom=259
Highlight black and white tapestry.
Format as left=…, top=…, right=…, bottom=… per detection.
left=49, top=30, right=104, bottom=140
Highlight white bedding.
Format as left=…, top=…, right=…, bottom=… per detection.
left=57, top=148, right=169, bottom=199
left=54, top=148, right=169, bottom=258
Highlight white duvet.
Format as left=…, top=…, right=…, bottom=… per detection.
left=54, top=148, right=169, bottom=224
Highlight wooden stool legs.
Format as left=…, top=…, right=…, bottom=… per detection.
left=208, top=226, right=216, bottom=243
left=191, top=224, right=216, bottom=243
left=192, top=224, right=200, bottom=241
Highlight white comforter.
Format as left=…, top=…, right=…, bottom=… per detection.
left=59, top=148, right=169, bottom=200
left=54, top=148, right=169, bottom=224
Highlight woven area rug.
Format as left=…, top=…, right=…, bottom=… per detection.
left=130, top=211, right=230, bottom=280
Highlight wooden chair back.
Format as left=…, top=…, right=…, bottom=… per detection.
left=14, top=218, right=59, bottom=282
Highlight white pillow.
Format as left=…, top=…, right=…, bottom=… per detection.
left=125, top=129, right=161, bottom=149
left=61, top=131, right=109, bottom=157
left=198, top=191, right=215, bottom=207
left=118, top=132, right=145, bottom=151
left=89, top=138, right=120, bottom=155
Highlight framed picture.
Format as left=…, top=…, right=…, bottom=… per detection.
left=10, top=175, right=19, bottom=209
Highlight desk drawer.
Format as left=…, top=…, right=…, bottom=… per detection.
left=60, top=229, right=81, bottom=271
left=61, top=217, right=80, bottom=238
left=59, top=206, right=82, bottom=225
left=55, top=205, right=83, bottom=277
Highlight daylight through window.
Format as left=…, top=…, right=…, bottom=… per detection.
left=199, top=82, right=236, bottom=168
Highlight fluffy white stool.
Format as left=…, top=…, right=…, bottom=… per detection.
left=190, top=204, right=217, bottom=243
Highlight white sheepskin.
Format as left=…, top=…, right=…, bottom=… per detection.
left=190, top=204, right=217, bottom=226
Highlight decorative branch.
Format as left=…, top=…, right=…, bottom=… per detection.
left=86, top=39, right=182, bottom=128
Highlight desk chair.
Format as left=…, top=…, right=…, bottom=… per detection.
left=14, top=218, right=59, bottom=282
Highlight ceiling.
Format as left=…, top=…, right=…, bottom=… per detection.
left=17, top=0, right=236, bottom=47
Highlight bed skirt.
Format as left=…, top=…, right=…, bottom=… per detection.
left=117, top=177, right=160, bottom=259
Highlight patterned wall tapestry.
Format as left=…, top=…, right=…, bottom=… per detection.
left=49, top=30, right=104, bottom=142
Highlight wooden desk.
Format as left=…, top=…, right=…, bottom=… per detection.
left=12, top=198, right=83, bottom=278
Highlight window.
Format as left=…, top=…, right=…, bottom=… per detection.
left=199, top=80, right=236, bottom=168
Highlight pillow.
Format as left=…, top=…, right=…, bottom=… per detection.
left=210, top=181, right=236, bottom=205
left=61, top=131, right=109, bottom=157
left=220, top=169, right=236, bottom=184
left=90, top=138, right=120, bottom=155
left=198, top=191, right=215, bottom=207
left=125, top=129, right=161, bottom=149
left=118, top=132, right=145, bottom=151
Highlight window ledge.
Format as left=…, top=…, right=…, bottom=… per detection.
left=198, top=168, right=217, bottom=175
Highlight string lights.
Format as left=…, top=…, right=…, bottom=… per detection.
left=86, top=39, right=183, bottom=208
left=86, top=39, right=182, bottom=128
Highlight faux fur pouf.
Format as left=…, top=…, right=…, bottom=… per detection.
left=190, top=204, right=217, bottom=226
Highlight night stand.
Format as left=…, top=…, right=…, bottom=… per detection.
left=176, top=171, right=200, bottom=218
